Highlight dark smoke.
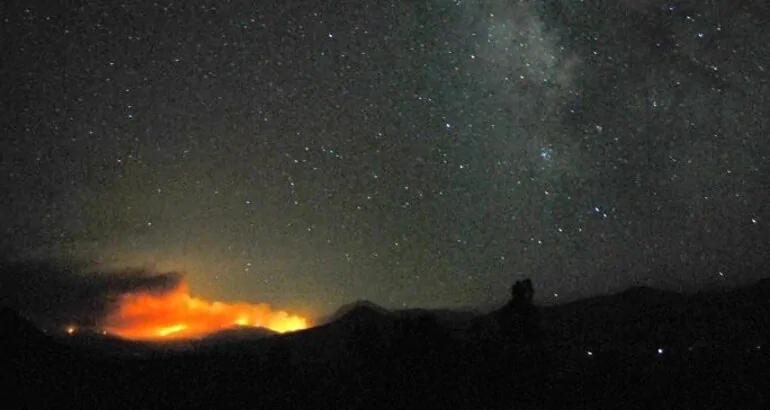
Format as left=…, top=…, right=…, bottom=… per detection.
left=0, top=258, right=182, bottom=329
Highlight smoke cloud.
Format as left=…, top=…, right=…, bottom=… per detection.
left=0, top=258, right=183, bottom=328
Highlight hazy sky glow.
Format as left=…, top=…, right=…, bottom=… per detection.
left=1, top=0, right=768, bottom=316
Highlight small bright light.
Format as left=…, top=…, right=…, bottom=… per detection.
left=586, top=351, right=593, bottom=356
left=66, top=326, right=76, bottom=335
left=657, top=348, right=664, bottom=355
left=539, top=147, right=553, bottom=161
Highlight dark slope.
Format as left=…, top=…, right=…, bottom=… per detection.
left=276, top=300, right=396, bottom=365
left=4, top=279, right=770, bottom=409
left=197, top=325, right=278, bottom=343
left=542, top=280, right=770, bottom=351
left=316, top=299, right=393, bottom=325
left=1, top=307, right=87, bottom=408
left=191, top=326, right=278, bottom=355
left=54, top=329, right=166, bottom=357
left=1, top=306, right=68, bottom=361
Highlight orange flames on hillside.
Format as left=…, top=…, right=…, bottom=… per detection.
left=103, top=281, right=310, bottom=341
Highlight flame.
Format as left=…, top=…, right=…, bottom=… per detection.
left=103, top=281, right=310, bottom=341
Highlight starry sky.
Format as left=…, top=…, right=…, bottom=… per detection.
left=1, top=0, right=768, bottom=317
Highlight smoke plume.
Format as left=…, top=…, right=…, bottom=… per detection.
left=0, top=258, right=183, bottom=328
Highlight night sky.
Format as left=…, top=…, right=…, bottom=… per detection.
left=1, top=0, right=768, bottom=317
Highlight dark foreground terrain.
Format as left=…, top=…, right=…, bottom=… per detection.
left=5, top=280, right=770, bottom=409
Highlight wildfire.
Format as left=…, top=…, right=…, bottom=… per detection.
left=103, top=280, right=310, bottom=341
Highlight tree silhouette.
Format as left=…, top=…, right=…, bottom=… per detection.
left=503, top=278, right=541, bottom=346
left=511, top=278, right=534, bottom=312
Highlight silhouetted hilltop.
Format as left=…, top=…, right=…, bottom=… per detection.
left=543, top=280, right=770, bottom=352
left=198, top=325, right=278, bottom=343
left=6, top=277, right=768, bottom=362
left=2, top=305, right=82, bottom=408
left=188, top=326, right=278, bottom=356
left=318, top=299, right=392, bottom=325
left=1, top=306, right=60, bottom=358
left=54, top=328, right=163, bottom=357
left=279, top=278, right=770, bottom=366
left=4, top=278, right=770, bottom=409
left=1, top=306, right=42, bottom=340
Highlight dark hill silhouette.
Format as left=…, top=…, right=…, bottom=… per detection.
left=2, top=306, right=86, bottom=408
left=1, top=306, right=46, bottom=344
left=54, top=328, right=164, bottom=357
left=542, top=280, right=770, bottom=353
left=5, top=278, right=770, bottom=409
left=183, top=326, right=278, bottom=357
left=277, top=300, right=396, bottom=366
left=334, top=300, right=391, bottom=324
left=197, top=325, right=278, bottom=343
left=317, top=299, right=392, bottom=325
left=1, top=306, right=65, bottom=360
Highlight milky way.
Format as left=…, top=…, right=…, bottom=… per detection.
left=1, top=0, right=768, bottom=315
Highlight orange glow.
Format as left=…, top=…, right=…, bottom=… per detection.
left=103, top=281, right=310, bottom=341
left=66, top=325, right=76, bottom=335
